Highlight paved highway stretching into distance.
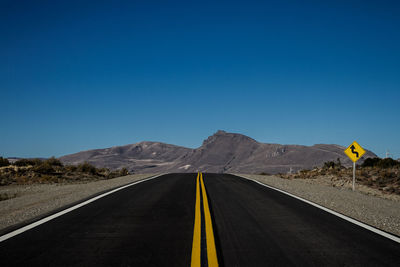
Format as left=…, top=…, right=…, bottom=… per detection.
left=1, top=173, right=400, bottom=266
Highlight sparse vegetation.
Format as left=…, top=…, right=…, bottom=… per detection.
left=77, top=162, right=97, bottom=175
left=14, top=158, right=43, bottom=167
left=362, top=157, right=400, bottom=168
left=279, top=158, right=400, bottom=195
left=0, top=157, right=131, bottom=186
left=120, top=168, right=129, bottom=176
left=46, top=157, right=63, bottom=167
left=323, top=158, right=342, bottom=170
left=0, top=157, right=10, bottom=167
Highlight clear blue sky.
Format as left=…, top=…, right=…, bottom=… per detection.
left=1, top=0, right=400, bottom=159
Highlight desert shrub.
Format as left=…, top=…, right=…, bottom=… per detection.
left=77, top=162, right=97, bottom=175
left=323, top=158, right=342, bottom=170
left=323, top=161, right=335, bottom=169
left=16, top=167, right=28, bottom=175
left=119, top=168, right=129, bottom=176
left=14, top=158, right=42, bottom=167
left=65, top=165, right=77, bottom=172
left=362, top=157, right=380, bottom=167
left=378, top=158, right=400, bottom=168
left=98, top=167, right=110, bottom=173
left=97, top=168, right=110, bottom=177
left=259, top=172, right=270, bottom=175
left=0, top=157, right=10, bottom=167
left=45, top=157, right=63, bottom=167
left=33, top=162, right=55, bottom=174
left=13, top=159, right=27, bottom=167
left=2, top=167, right=15, bottom=175
left=362, top=157, right=400, bottom=168
left=337, top=157, right=342, bottom=167
left=323, top=160, right=339, bottom=169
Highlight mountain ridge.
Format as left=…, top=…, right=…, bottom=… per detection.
left=59, top=130, right=377, bottom=174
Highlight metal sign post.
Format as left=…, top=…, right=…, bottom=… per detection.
left=352, top=162, right=356, bottom=191
left=344, top=141, right=366, bottom=192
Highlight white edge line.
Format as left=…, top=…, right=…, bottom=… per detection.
left=235, top=174, right=400, bottom=244
left=0, top=174, right=165, bottom=243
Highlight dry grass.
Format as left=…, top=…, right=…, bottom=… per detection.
left=0, top=159, right=130, bottom=186
left=277, top=166, right=400, bottom=196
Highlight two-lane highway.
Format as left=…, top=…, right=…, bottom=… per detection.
left=1, top=173, right=400, bottom=266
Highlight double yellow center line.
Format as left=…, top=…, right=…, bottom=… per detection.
left=191, top=172, right=219, bottom=267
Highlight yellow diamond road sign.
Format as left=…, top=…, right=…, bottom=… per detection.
left=344, top=141, right=366, bottom=162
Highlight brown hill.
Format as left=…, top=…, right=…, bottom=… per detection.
left=59, top=130, right=377, bottom=174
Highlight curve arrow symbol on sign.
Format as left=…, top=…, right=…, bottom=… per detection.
left=350, top=145, right=359, bottom=158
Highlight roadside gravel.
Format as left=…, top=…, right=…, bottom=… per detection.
left=237, top=174, right=400, bottom=237
left=0, top=174, right=156, bottom=232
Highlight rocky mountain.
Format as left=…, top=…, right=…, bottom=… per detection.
left=59, top=142, right=191, bottom=172
left=59, top=130, right=377, bottom=174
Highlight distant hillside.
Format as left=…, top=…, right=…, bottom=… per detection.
left=59, top=130, right=377, bottom=174
left=60, top=142, right=191, bottom=172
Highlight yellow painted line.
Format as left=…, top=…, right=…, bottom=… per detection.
left=200, top=172, right=219, bottom=267
left=191, top=172, right=201, bottom=267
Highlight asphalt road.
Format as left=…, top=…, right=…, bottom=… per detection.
left=1, top=173, right=400, bottom=266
